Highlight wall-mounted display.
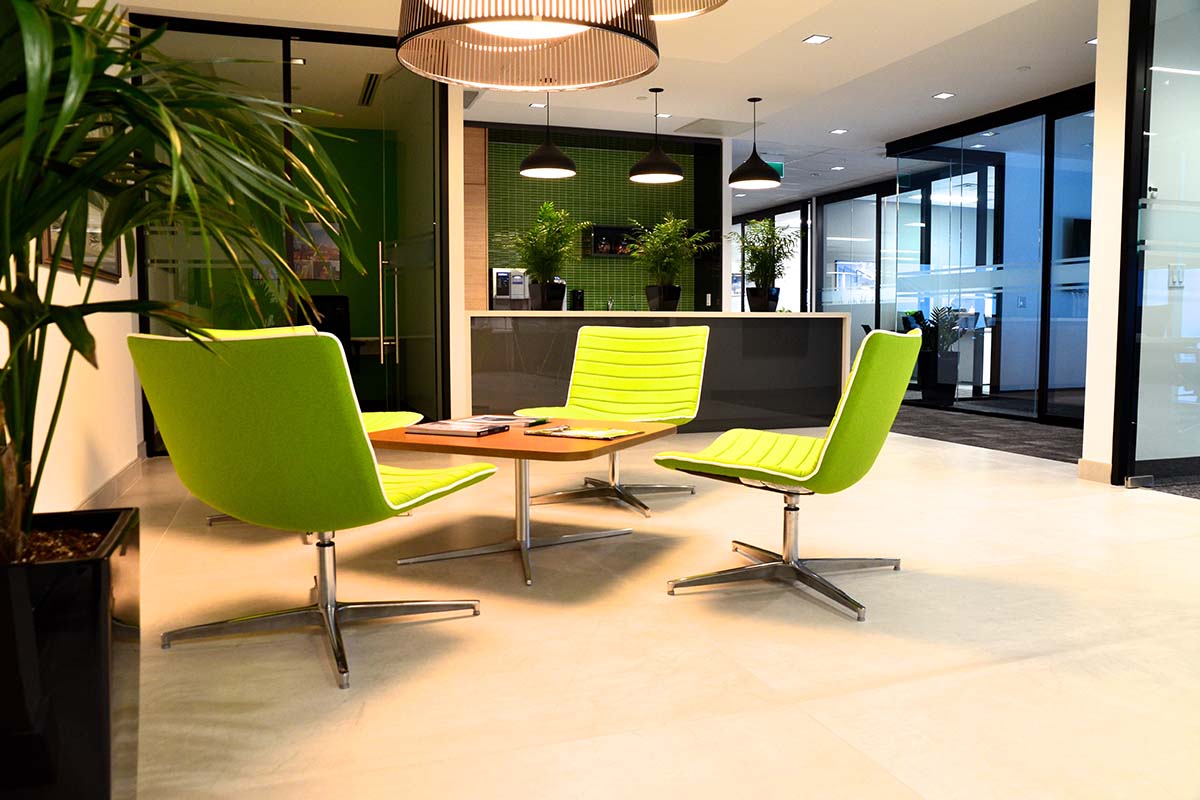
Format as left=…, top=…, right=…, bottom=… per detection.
left=290, top=222, right=341, bottom=280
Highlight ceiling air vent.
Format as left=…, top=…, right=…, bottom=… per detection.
left=358, top=73, right=382, bottom=107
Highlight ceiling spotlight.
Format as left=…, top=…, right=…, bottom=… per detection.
left=830, top=165, right=845, bottom=171
left=932, top=91, right=956, bottom=100
left=656, top=112, right=672, bottom=118
left=649, top=0, right=730, bottom=21
left=630, top=88, right=685, bottom=184
left=970, top=144, right=986, bottom=149
left=980, top=131, right=996, bottom=137
left=529, top=101, right=547, bottom=108
left=289, top=57, right=307, bottom=66
left=829, top=128, right=848, bottom=135
left=520, top=93, right=576, bottom=180
left=734, top=193, right=747, bottom=197
left=729, top=97, right=782, bottom=190
left=396, top=0, right=659, bottom=92
left=802, top=34, right=832, bottom=45
left=1087, top=37, right=1098, bottom=45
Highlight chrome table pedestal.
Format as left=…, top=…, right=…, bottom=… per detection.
left=667, top=492, right=899, bottom=622
left=162, top=531, right=480, bottom=688
left=532, top=452, right=694, bottom=518
left=396, top=459, right=632, bottom=586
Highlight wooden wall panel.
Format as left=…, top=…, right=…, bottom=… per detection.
left=464, top=126, right=488, bottom=311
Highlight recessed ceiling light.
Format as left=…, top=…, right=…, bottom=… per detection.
left=980, top=131, right=996, bottom=137
left=529, top=102, right=548, bottom=109
left=905, top=222, right=926, bottom=228
left=656, top=112, right=672, bottom=119
left=734, top=193, right=747, bottom=197
left=932, top=92, right=956, bottom=100
left=289, top=57, right=307, bottom=65
left=970, top=144, right=986, bottom=149
left=1087, top=37, right=1098, bottom=45
left=829, top=128, right=848, bottom=135
left=830, top=165, right=845, bottom=171
left=802, top=34, right=832, bottom=45
left=1150, top=65, right=1200, bottom=77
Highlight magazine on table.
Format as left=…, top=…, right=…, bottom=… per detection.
left=407, top=420, right=510, bottom=437
left=523, top=426, right=639, bottom=441
left=460, top=414, right=550, bottom=427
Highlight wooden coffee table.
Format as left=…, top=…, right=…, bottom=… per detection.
left=370, top=420, right=677, bottom=585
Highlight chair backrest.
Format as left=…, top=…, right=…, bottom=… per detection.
left=128, top=331, right=394, bottom=532
left=564, top=325, right=710, bottom=426
left=801, top=329, right=922, bottom=495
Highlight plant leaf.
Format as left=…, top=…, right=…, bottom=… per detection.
left=49, top=305, right=97, bottom=367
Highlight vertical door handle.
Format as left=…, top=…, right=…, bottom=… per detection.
left=377, top=241, right=385, bottom=365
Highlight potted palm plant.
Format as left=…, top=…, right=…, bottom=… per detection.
left=915, top=306, right=964, bottom=404
left=496, top=201, right=589, bottom=310
left=627, top=213, right=714, bottom=312
left=731, top=217, right=803, bottom=312
left=0, top=2, right=360, bottom=796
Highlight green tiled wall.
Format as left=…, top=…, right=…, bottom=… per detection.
left=488, top=139, right=699, bottom=311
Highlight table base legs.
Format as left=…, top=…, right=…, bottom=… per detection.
left=396, top=459, right=632, bottom=585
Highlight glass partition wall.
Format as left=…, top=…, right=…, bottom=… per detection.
left=134, top=20, right=448, bottom=454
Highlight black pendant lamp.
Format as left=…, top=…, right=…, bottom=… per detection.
left=729, top=97, right=781, bottom=190
left=520, top=93, right=576, bottom=180
left=630, top=88, right=683, bottom=184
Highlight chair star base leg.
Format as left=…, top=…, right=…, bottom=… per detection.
left=161, top=532, right=480, bottom=688
left=668, top=537, right=902, bottom=622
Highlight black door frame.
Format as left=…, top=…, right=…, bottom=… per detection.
left=129, top=15, right=452, bottom=455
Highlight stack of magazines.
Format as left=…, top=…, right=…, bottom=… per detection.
left=406, top=415, right=548, bottom=438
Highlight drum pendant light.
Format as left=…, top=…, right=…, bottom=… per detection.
left=520, top=94, right=576, bottom=179
left=629, top=88, right=683, bottom=184
left=396, top=0, right=660, bottom=92
left=649, top=0, right=730, bottom=21
left=729, top=97, right=781, bottom=190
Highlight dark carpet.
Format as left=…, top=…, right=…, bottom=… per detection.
left=890, top=405, right=1083, bottom=464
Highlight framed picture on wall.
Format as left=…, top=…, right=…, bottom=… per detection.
left=40, top=198, right=123, bottom=283
left=289, top=222, right=341, bottom=280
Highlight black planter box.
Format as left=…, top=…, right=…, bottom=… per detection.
left=918, top=350, right=961, bottom=404
left=644, top=285, right=681, bottom=312
left=530, top=281, right=567, bottom=311
left=0, top=507, right=139, bottom=799
left=745, top=287, right=780, bottom=312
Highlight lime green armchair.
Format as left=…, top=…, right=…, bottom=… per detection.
left=198, top=327, right=422, bottom=526
left=655, top=329, right=921, bottom=621
left=516, top=325, right=709, bottom=516
left=129, top=330, right=496, bottom=688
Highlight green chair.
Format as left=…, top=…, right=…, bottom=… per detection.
left=655, top=329, right=921, bottom=621
left=199, top=327, right=421, bottom=526
left=129, top=330, right=496, bottom=688
left=516, top=325, right=709, bottom=516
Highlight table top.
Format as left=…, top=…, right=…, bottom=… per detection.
left=369, top=419, right=677, bottom=462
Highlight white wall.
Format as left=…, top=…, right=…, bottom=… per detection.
left=1079, top=0, right=1132, bottom=482
left=32, top=258, right=142, bottom=512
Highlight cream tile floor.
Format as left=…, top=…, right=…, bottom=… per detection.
left=124, top=429, right=1200, bottom=799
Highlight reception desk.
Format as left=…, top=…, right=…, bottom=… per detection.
left=469, top=312, right=850, bottom=432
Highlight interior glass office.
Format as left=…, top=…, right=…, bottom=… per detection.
left=1124, top=0, right=1200, bottom=479
left=732, top=202, right=809, bottom=313
left=132, top=19, right=449, bottom=453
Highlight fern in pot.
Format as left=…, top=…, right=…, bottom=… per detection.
left=495, top=201, right=589, bottom=310
left=0, top=2, right=360, bottom=794
left=731, top=218, right=803, bottom=312
left=627, top=213, right=714, bottom=312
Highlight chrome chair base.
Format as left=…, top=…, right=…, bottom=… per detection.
left=666, top=492, right=900, bottom=622
left=161, top=531, right=479, bottom=688
left=532, top=452, right=694, bottom=518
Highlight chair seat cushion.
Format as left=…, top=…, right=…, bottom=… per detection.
left=378, top=462, right=496, bottom=512
left=362, top=411, right=422, bottom=433
left=514, top=405, right=694, bottom=427
left=654, top=429, right=824, bottom=487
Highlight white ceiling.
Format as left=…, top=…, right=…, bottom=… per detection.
left=130, top=0, right=1099, bottom=215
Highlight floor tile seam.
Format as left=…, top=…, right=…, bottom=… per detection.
left=120, top=485, right=188, bottom=568
left=800, top=708, right=930, bottom=799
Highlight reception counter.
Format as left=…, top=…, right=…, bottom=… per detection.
left=468, top=312, right=850, bottom=432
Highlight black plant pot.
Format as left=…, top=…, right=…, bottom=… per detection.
left=0, top=508, right=140, bottom=799
left=645, top=285, right=681, bottom=312
left=918, top=350, right=960, bottom=404
left=530, top=281, right=567, bottom=311
left=745, top=287, right=780, bottom=312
